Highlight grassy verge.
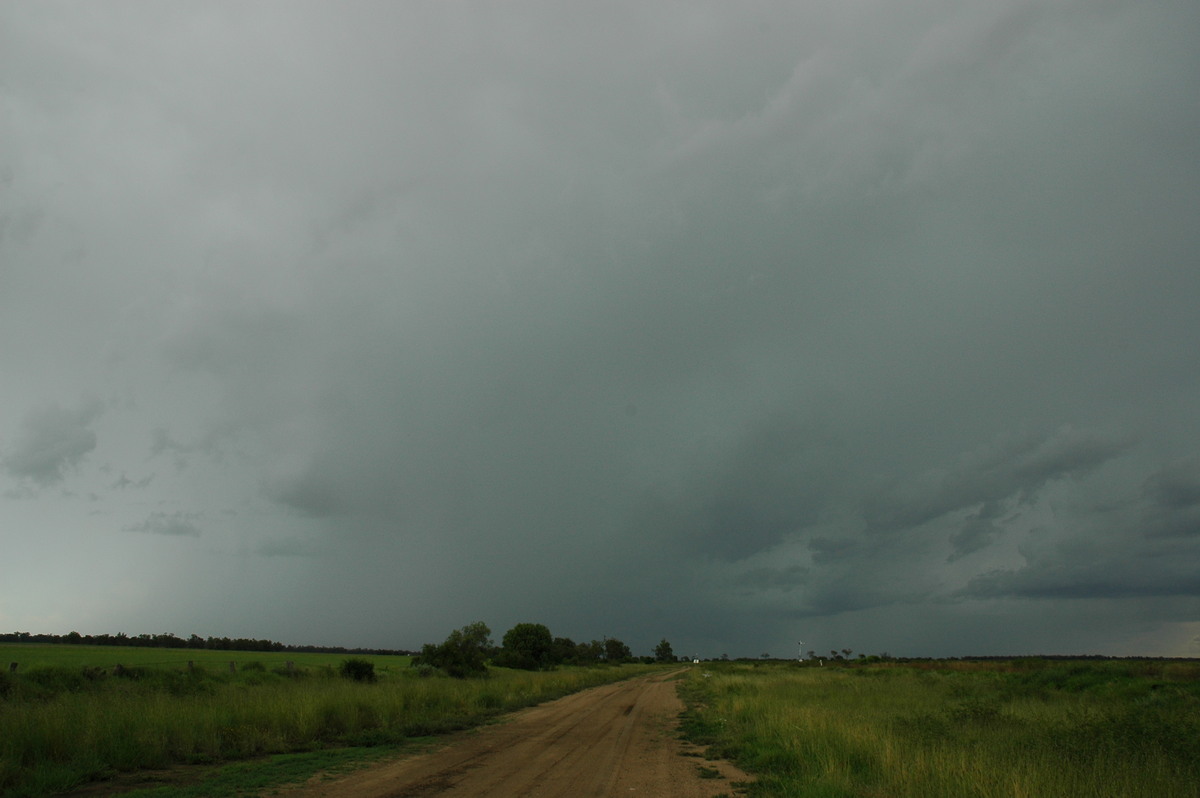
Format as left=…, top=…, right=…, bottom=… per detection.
left=0, top=644, right=411, bottom=673
left=677, top=659, right=1200, bottom=798
left=0, top=647, right=663, bottom=797
left=58, top=746, right=407, bottom=798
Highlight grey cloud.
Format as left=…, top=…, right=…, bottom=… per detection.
left=110, top=472, right=153, bottom=490
left=625, top=418, right=840, bottom=563
left=1142, top=459, right=1200, bottom=513
left=947, top=500, right=1008, bottom=561
left=866, top=426, right=1130, bottom=533
left=255, top=538, right=314, bottom=558
left=734, top=564, right=811, bottom=592
left=957, top=458, right=1200, bottom=602
left=2, top=399, right=103, bottom=486
left=1137, top=459, right=1200, bottom=540
left=263, top=466, right=347, bottom=519
left=125, top=511, right=202, bottom=538
left=808, top=536, right=859, bottom=564
left=964, top=552, right=1200, bottom=601
left=1, top=1, right=1198, bottom=658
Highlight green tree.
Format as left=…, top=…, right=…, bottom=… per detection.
left=414, top=621, right=493, bottom=678
left=654, top=638, right=675, bottom=663
left=575, top=640, right=604, bottom=665
left=551, top=636, right=577, bottom=665
left=603, top=637, right=632, bottom=663
left=496, top=622, right=555, bottom=670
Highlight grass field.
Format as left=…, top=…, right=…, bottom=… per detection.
left=678, top=659, right=1200, bottom=798
left=0, top=643, right=412, bottom=674
left=0, top=643, right=660, bottom=797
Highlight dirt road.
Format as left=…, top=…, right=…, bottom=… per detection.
left=274, top=670, right=750, bottom=797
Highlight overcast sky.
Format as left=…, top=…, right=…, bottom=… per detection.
left=2, top=1, right=1199, bottom=659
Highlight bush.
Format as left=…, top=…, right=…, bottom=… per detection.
left=497, top=623, right=555, bottom=671
left=414, top=622, right=492, bottom=678
left=339, top=658, right=377, bottom=683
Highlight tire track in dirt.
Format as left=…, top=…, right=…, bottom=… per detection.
left=273, top=670, right=750, bottom=797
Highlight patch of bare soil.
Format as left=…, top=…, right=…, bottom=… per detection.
left=272, top=670, right=751, bottom=797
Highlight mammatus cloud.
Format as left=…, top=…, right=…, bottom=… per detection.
left=2, top=400, right=103, bottom=487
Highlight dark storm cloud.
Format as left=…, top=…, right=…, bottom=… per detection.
left=2, top=0, right=1199, bottom=657
left=2, top=400, right=103, bottom=487
left=808, top=536, right=859, bottom=564
left=628, top=418, right=838, bottom=562
left=947, top=501, right=1006, bottom=561
left=965, top=548, right=1200, bottom=601
left=734, top=564, right=811, bottom=592
left=1142, top=459, right=1200, bottom=524
left=957, top=458, right=1200, bottom=603
left=865, top=427, right=1130, bottom=533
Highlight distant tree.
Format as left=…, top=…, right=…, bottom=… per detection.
left=842, top=649, right=853, bottom=659
left=654, top=639, right=675, bottom=663
left=496, top=623, right=555, bottom=670
left=551, top=636, right=577, bottom=665
left=575, top=640, right=604, bottom=665
left=603, top=637, right=632, bottom=663
left=414, top=621, right=493, bottom=678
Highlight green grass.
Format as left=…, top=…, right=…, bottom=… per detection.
left=0, top=644, right=663, bottom=797
left=678, top=659, right=1200, bottom=798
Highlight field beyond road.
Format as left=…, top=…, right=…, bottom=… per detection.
left=679, top=658, right=1200, bottom=797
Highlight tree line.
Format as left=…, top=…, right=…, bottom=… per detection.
left=414, top=621, right=677, bottom=678
left=0, top=631, right=412, bottom=656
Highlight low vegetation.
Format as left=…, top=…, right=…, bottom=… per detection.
left=413, top=621, right=639, bottom=677
left=679, top=658, right=1200, bottom=797
left=0, top=641, right=661, bottom=797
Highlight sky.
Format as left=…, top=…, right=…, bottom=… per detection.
left=2, top=1, right=1199, bottom=660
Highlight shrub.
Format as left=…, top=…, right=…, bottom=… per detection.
left=414, top=622, right=492, bottom=678
left=339, top=659, right=377, bottom=683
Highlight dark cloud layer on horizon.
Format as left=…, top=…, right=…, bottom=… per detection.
left=2, top=0, right=1199, bottom=658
